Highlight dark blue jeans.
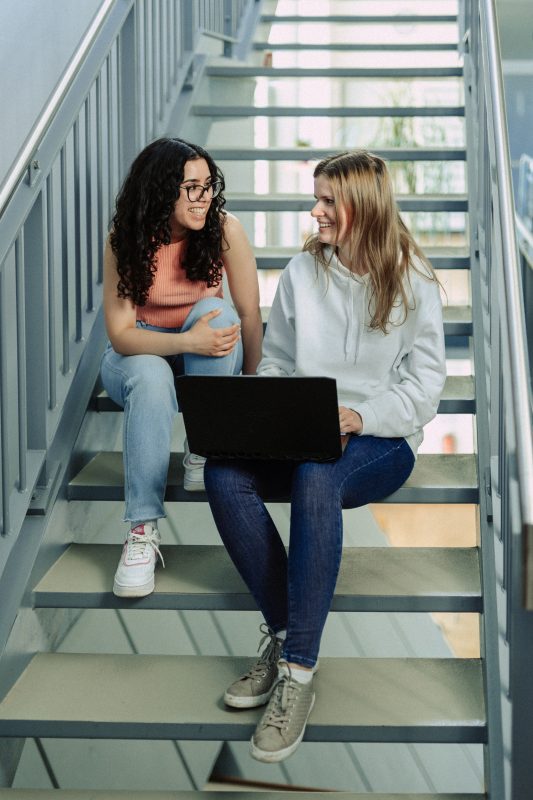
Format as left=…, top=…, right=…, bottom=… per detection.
left=205, top=434, right=415, bottom=668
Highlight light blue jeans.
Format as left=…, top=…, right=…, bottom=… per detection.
left=100, top=297, right=242, bottom=522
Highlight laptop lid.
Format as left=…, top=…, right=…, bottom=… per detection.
left=175, top=375, right=343, bottom=462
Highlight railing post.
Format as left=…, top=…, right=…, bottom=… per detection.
left=118, top=7, right=138, bottom=175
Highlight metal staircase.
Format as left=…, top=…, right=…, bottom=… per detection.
left=1, top=1, right=532, bottom=797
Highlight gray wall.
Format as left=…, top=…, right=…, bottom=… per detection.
left=0, top=0, right=104, bottom=185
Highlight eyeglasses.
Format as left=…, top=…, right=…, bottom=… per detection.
left=179, top=180, right=222, bottom=202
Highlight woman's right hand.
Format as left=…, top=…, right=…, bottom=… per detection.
left=185, top=308, right=241, bottom=357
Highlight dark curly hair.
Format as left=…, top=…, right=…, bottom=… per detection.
left=110, top=138, right=227, bottom=306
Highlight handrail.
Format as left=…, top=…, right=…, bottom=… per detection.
left=482, top=0, right=533, bottom=526
left=516, top=214, right=533, bottom=269
left=0, top=0, right=116, bottom=218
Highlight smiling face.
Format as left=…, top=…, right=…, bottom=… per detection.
left=311, top=173, right=348, bottom=255
left=169, top=157, right=213, bottom=241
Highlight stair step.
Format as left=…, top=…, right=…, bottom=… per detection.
left=260, top=14, right=459, bottom=24
left=0, top=653, right=485, bottom=742
left=212, top=147, right=467, bottom=161
left=254, top=42, right=460, bottom=52
left=67, top=453, right=478, bottom=504
left=0, top=791, right=488, bottom=800
left=207, top=65, right=463, bottom=78
left=194, top=104, right=465, bottom=118
left=255, top=246, right=470, bottom=270
left=92, top=374, right=475, bottom=415
left=33, top=544, right=481, bottom=612
left=225, top=193, right=468, bottom=213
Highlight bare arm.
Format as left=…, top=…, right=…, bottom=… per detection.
left=103, top=237, right=240, bottom=357
left=222, top=214, right=263, bottom=374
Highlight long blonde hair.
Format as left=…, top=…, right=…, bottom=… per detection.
left=304, top=150, right=438, bottom=333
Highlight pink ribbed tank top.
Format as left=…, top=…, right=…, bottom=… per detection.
left=136, top=239, right=223, bottom=328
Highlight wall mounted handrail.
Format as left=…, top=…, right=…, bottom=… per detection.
left=0, top=0, right=116, bottom=218
left=481, top=0, right=533, bottom=526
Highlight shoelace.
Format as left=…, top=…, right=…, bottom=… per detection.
left=262, top=674, right=300, bottom=730
left=241, top=624, right=280, bottom=681
left=126, top=530, right=165, bottom=568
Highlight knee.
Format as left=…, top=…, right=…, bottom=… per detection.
left=186, top=297, right=239, bottom=329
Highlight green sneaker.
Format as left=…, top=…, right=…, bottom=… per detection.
left=250, top=663, right=315, bottom=763
left=224, top=624, right=284, bottom=709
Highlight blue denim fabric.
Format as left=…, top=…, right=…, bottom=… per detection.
left=205, top=434, right=415, bottom=668
left=100, top=297, right=242, bottom=522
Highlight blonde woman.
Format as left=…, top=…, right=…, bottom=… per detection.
left=205, top=150, right=446, bottom=763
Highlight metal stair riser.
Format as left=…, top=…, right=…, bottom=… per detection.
left=209, top=148, right=467, bottom=161
left=194, top=105, right=466, bottom=118
left=224, top=195, right=468, bottom=213
left=253, top=42, right=460, bottom=52
left=254, top=252, right=470, bottom=270
left=259, top=15, right=459, bottom=24
left=0, top=791, right=489, bottom=799
left=206, top=65, right=464, bottom=78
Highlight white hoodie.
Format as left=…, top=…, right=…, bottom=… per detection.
left=257, top=249, right=446, bottom=454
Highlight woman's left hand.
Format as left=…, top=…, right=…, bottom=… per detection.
left=338, top=406, right=363, bottom=435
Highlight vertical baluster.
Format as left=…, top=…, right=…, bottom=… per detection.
left=15, top=235, right=27, bottom=491
left=60, top=145, right=70, bottom=374
left=144, top=1, right=152, bottom=141
left=107, top=53, right=115, bottom=220
left=159, top=0, right=165, bottom=116
left=46, top=175, right=57, bottom=409
left=114, top=40, right=122, bottom=191
left=96, top=74, right=104, bottom=282
left=85, top=94, right=94, bottom=311
left=166, top=0, right=172, bottom=101
left=135, top=1, right=144, bottom=146
left=73, top=118, right=83, bottom=341
left=0, top=265, right=10, bottom=536
left=151, top=0, right=158, bottom=129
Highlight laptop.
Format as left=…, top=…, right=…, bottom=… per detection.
left=175, top=375, right=344, bottom=462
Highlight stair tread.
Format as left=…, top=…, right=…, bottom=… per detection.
left=194, top=105, right=465, bottom=117
left=33, top=544, right=481, bottom=612
left=92, top=374, right=475, bottom=415
left=0, top=653, right=485, bottom=741
left=67, top=453, right=478, bottom=504
left=211, top=147, right=466, bottom=160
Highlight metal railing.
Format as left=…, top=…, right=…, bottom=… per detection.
left=0, top=0, right=256, bottom=548
left=462, top=0, right=533, bottom=796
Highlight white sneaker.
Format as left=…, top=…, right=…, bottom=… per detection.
left=183, top=438, right=206, bottom=492
left=113, top=523, right=164, bottom=597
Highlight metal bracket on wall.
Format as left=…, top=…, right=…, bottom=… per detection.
left=27, top=156, right=41, bottom=188
left=484, top=465, right=493, bottom=522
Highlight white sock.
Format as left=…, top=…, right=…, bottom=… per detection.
left=278, top=661, right=314, bottom=685
left=275, top=628, right=287, bottom=641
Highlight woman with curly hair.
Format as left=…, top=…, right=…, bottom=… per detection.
left=101, top=137, right=262, bottom=598
left=205, top=150, right=446, bottom=763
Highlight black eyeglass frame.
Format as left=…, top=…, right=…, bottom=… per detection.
left=178, top=180, right=223, bottom=201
